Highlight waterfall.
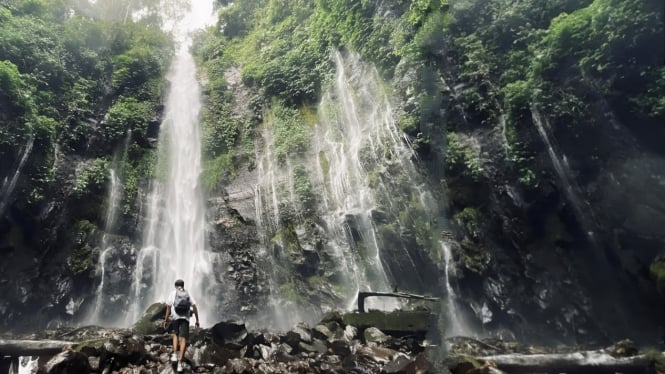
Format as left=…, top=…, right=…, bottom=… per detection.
left=313, top=51, right=411, bottom=309
left=531, top=107, right=595, bottom=239
left=88, top=169, right=122, bottom=324
left=253, top=51, right=445, bottom=328
left=127, top=0, right=216, bottom=326
left=14, top=356, right=38, bottom=374
left=0, top=135, right=34, bottom=216
left=440, top=241, right=474, bottom=337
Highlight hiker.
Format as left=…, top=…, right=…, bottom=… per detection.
left=163, top=279, right=200, bottom=372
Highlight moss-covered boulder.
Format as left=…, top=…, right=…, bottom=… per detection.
left=132, top=302, right=166, bottom=335
left=341, top=310, right=432, bottom=337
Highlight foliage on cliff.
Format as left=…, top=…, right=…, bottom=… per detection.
left=0, top=0, right=171, bottom=214
left=197, top=0, right=663, bottom=279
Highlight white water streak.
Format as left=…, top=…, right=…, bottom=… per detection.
left=88, top=169, right=123, bottom=323
left=531, top=107, right=595, bottom=239
left=0, top=136, right=34, bottom=216
left=128, top=1, right=216, bottom=326
left=314, top=52, right=421, bottom=310
left=440, top=241, right=474, bottom=336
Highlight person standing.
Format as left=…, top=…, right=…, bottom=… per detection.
left=163, top=279, right=200, bottom=372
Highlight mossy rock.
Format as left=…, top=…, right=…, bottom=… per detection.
left=133, top=302, right=167, bottom=335
left=341, top=310, right=432, bottom=337
left=650, top=258, right=665, bottom=292
left=443, top=354, right=482, bottom=374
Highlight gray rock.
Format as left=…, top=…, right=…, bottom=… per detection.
left=211, top=321, right=248, bottom=348
left=88, top=356, right=100, bottom=371
left=363, top=327, right=390, bottom=344
left=292, top=321, right=312, bottom=343
left=344, top=325, right=357, bottom=342
left=357, top=345, right=398, bottom=364
left=133, top=303, right=167, bottom=335
left=298, top=339, right=328, bottom=354
left=44, top=350, right=91, bottom=374
left=312, top=324, right=333, bottom=341
left=383, top=353, right=413, bottom=373
left=223, top=358, right=252, bottom=374
left=329, top=339, right=351, bottom=356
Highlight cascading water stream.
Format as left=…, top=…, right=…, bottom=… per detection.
left=531, top=107, right=595, bottom=240
left=126, top=0, right=216, bottom=326
left=440, top=241, right=474, bottom=337
left=253, top=51, right=457, bottom=330
left=313, top=52, right=402, bottom=309
left=0, top=135, right=34, bottom=217
left=88, top=169, right=122, bottom=324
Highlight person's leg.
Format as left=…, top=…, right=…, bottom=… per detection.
left=172, top=333, right=179, bottom=352
left=170, top=319, right=180, bottom=362
left=178, top=337, right=186, bottom=360
left=177, top=320, right=190, bottom=361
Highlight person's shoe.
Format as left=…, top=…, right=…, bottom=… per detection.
left=176, top=360, right=183, bottom=372
left=170, top=353, right=178, bottom=362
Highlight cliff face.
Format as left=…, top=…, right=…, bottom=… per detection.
left=0, top=0, right=663, bottom=345
left=194, top=0, right=665, bottom=343
left=0, top=2, right=171, bottom=330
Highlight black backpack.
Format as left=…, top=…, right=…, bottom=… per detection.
left=173, top=288, right=192, bottom=316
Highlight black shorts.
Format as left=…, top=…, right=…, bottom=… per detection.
left=169, top=319, right=190, bottom=339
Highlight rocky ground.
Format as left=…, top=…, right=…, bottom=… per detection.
left=1, top=305, right=663, bottom=374
left=2, top=306, right=435, bottom=374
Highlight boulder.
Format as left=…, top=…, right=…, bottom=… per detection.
left=356, top=345, right=398, bottom=364
left=344, top=325, right=358, bottom=342
left=133, top=303, right=167, bottom=335
left=283, top=331, right=302, bottom=348
left=298, top=339, right=328, bottom=354
left=312, top=324, right=333, bottom=341
left=320, top=310, right=344, bottom=325
left=44, top=350, right=91, bottom=374
left=383, top=353, right=414, bottom=373
left=291, top=322, right=312, bottom=343
left=329, top=339, right=351, bottom=356
left=199, top=344, right=243, bottom=367
left=211, top=321, right=249, bottom=348
left=342, top=310, right=431, bottom=337
left=222, top=358, right=252, bottom=373
left=363, top=327, right=390, bottom=344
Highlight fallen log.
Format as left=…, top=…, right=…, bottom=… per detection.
left=0, top=339, right=73, bottom=357
left=357, top=291, right=439, bottom=313
left=477, top=350, right=656, bottom=374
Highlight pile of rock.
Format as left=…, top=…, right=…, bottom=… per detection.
left=7, top=309, right=437, bottom=373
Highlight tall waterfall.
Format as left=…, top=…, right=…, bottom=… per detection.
left=254, top=51, right=448, bottom=329
left=126, top=0, right=216, bottom=326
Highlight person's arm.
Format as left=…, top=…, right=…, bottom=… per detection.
left=163, top=305, right=171, bottom=328
left=192, top=305, right=200, bottom=328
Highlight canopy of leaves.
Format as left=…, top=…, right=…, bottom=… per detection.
left=0, top=0, right=171, bottom=216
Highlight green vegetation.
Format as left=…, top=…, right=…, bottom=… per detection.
left=292, top=164, right=315, bottom=215
left=202, top=151, right=236, bottom=193
left=73, top=158, right=109, bottom=197
left=0, top=0, right=171, bottom=193
left=67, top=220, right=97, bottom=274
left=445, top=132, right=483, bottom=180
left=269, top=103, right=311, bottom=162
left=453, top=207, right=481, bottom=240
left=105, top=98, right=153, bottom=143
left=650, top=259, right=665, bottom=293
